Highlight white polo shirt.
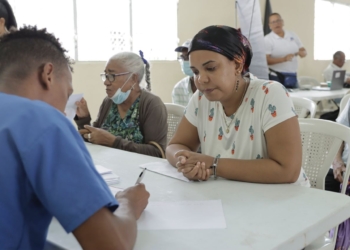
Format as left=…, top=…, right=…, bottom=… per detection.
left=264, top=30, right=303, bottom=73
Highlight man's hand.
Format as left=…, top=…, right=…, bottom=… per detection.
left=284, top=54, right=294, bottom=62
left=73, top=184, right=150, bottom=249
left=298, top=50, right=307, bottom=58
left=76, top=98, right=90, bottom=118
left=116, top=184, right=150, bottom=220
left=332, top=160, right=346, bottom=183
left=82, top=125, right=116, bottom=147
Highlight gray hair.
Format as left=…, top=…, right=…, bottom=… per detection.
left=110, top=52, right=151, bottom=91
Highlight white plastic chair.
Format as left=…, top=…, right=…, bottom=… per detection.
left=339, top=93, right=350, bottom=115
left=299, top=118, right=350, bottom=249
left=291, top=96, right=317, bottom=118
left=165, top=103, right=185, bottom=144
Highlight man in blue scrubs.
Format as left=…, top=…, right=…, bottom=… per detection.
left=0, top=26, right=149, bottom=249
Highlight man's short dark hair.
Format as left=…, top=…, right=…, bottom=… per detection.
left=333, top=51, right=344, bottom=60
left=0, top=25, right=72, bottom=83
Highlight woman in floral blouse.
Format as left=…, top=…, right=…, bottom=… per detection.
left=166, top=25, right=309, bottom=186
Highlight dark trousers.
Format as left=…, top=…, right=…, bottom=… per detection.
left=268, top=74, right=281, bottom=83
left=325, top=169, right=341, bottom=193
left=268, top=71, right=298, bottom=88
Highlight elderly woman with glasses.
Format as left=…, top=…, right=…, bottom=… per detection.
left=74, top=51, right=168, bottom=158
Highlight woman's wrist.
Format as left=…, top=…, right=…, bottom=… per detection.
left=108, top=135, right=117, bottom=147
left=206, top=156, right=215, bottom=169
left=77, top=113, right=90, bottom=119
left=209, top=168, right=214, bottom=176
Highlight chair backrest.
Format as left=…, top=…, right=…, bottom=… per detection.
left=339, top=93, right=350, bottom=115
left=298, top=76, right=320, bottom=87
left=164, top=103, right=185, bottom=144
left=299, top=118, right=350, bottom=249
left=291, top=96, right=317, bottom=118
left=299, top=118, right=350, bottom=192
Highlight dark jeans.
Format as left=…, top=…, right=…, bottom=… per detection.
left=325, top=169, right=341, bottom=193
left=268, top=72, right=298, bottom=88
left=268, top=74, right=281, bottom=83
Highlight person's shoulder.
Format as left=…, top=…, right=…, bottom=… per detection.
left=32, top=99, right=65, bottom=119
left=324, top=63, right=333, bottom=71
left=264, top=32, right=275, bottom=40
left=0, top=94, right=75, bottom=147
left=1, top=93, right=64, bottom=122
left=101, top=96, right=112, bottom=104
left=140, top=90, right=164, bottom=107
left=173, top=76, right=190, bottom=89
left=28, top=101, right=75, bottom=137
left=264, top=32, right=276, bottom=46
left=260, top=79, right=286, bottom=90
left=187, top=89, right=201, bottom=104
left=250, top=78, right=272, bottom=86
left=286, top=30, right=299, bottom=39
left=250, top=78, right=287, bottom=95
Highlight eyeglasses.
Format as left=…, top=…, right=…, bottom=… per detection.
left=178, top=54, right=189, bottom=61
left=100, top=72, right=131, bottom=82
left=269, top=19, right=283, bottom=25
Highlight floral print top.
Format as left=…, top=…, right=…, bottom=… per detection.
left=185, top=77, right=310, bottom=187
left=102, top=97, right=143, bottom=144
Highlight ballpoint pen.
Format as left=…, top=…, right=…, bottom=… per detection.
left=135, top=168, right=147, bottom=185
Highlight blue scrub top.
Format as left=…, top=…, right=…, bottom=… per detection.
left=0, top=93, right=118, bottom=249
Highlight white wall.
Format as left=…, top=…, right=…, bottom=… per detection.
left=72, top=0, right=350, bottom=120
left=264, top=0, right=350, bottom=78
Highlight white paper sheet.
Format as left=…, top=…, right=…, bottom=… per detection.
left=95, top=164, right=112, bottom=175
left=64, top=93, right=83, bottom=120
left=95, top=165, right=119, bottom=184
left=103, top=173, right=120, bottom=185
left=140, top=161, right=190, bottom=182
left=136, top=200, right=226, bottom=230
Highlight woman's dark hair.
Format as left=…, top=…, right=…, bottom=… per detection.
left=188, top=25, right=252, bottom=75
left=0, top=0, right=17, bottom=30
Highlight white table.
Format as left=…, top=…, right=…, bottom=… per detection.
left=289, top=88, right=349, bottom=101
left=47, top=143, right=350, bottom=250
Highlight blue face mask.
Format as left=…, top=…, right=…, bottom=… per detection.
left=110, top=74, right=135, bottom=104
left=180, top=60, right=194, bottom=77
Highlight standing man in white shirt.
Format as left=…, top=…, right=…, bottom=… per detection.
left=264, top=13, right=307, bottom=88
left=323, top=51, right=350, bottom=85
left=172, top=39, right=197, bottom=107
